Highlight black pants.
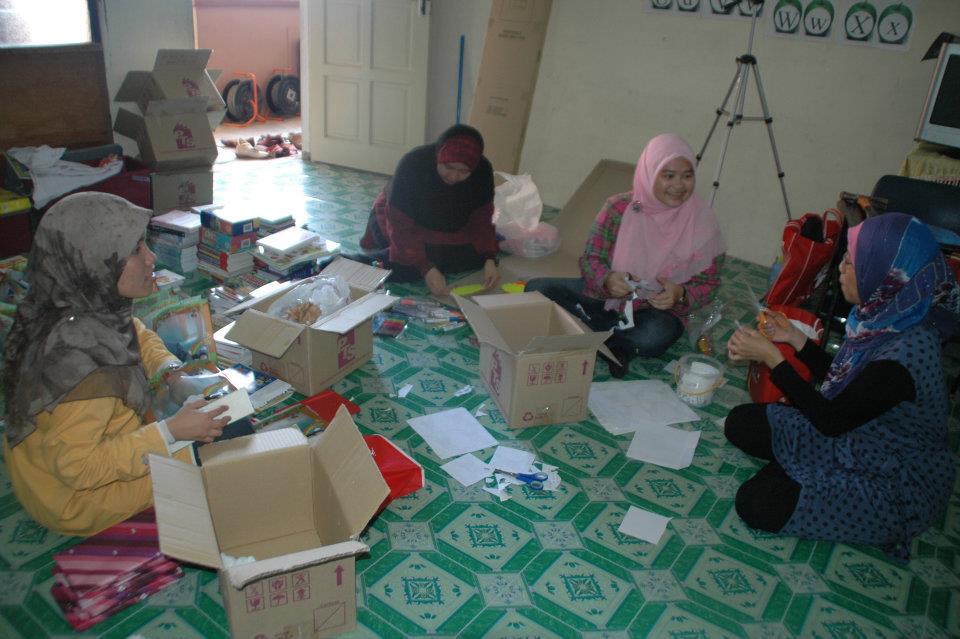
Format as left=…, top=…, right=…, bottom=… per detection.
left=725, top=403, right=802, bottom=533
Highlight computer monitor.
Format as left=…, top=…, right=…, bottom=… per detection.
left=916, top=42, right=960, bottom=150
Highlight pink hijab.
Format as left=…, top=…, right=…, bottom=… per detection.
left=610, top=134, right=726, bottom=289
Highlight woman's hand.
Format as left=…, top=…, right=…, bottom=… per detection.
left=604, top=271, right=634, bottom=298
left=482, top=259, right=499, bottom=290
left=758, top=309, right=807, bottom=351
left=424, top=267, right=449, bottom=297
left=650, top=277, right=683, bottom=310
left=727, top=326, right=785, bottom=368
left=166, top=399, right=230, bottom=443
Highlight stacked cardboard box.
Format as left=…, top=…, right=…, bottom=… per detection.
left=113, top=49, right=224, bottom=213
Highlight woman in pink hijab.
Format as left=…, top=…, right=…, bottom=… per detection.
left=525, top=133, right=726, bottom=377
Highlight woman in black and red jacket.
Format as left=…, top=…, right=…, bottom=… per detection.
left=358, top=124, right=499, bottom=296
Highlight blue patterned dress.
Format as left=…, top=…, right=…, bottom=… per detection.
left=767, top=323, right=955, bottom=560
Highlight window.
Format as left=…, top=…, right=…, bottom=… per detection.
left=0, top=0, right=97, bottom=48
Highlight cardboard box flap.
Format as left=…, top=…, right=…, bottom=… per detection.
left=454, top=294, right=513, bottom=353
left=199, top=427, right=307, bottom=466
left=223, top=280, right=298, bottom=316
left=313, top=292, right=396, bottom=334
left=144, top=96, right=210, bottom=117
left=320, top=256, right=390, bottom=292
left=148, top=454, right=223, bottom=570
left=114, top=71, right=159, bottom=105
left=223, top=540, right=368, bottom=590
left=311, top=406, right=390, bottom=540
left=113, top=107, right=145, bottom=142
left=227, top=309, right=306, bottom=358
left=520, top=331, right=610, bottom=354
left=155, top=48, right=212, bottom=71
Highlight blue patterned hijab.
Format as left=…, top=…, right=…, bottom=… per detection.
left=820, top=213, right=960, bottom=397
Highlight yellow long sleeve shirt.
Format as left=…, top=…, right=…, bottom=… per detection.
left=3, top=318, right=191, bottom=536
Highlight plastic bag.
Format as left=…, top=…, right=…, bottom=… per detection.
left=498, top=221, right=560, bottom=258
left=268, top=275, right=351, bottom=325
left=492, top=172, right=543, bottom=232
left=686, top=300, right=724, bottom=356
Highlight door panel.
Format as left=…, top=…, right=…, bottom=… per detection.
left=303, top=0, right=428, bottom=175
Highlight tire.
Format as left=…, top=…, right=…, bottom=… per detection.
left=266, top=74, right=300, bottom=117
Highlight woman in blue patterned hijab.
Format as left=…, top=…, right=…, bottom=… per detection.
left=725, top=212, right=959, bottom=562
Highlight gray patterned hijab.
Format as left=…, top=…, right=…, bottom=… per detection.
left=3, top=193, right=152, bottom=447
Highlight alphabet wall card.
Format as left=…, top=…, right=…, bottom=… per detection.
left=641, top=0, right=920, bottom=51
left=767, top=0, right=919, bottom=50
left=641, top=0, right=765, bottom=19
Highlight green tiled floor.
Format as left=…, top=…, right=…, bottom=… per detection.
left=1, top=155, right=958, bottom=638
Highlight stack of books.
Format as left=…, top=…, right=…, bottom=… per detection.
left=254, top=226, right=340, bottom=280
left=257, top=207, right=296, bottom=237
left=147, top=210, right=200, bottom=273
left=50, top=509, right=183, bottom=631
left=213, top=321, right=252, bottom=367
left=196, top=208, right=258, bottom=280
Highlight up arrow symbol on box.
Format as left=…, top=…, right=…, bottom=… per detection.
left=334, top=564, right=344, bottom=586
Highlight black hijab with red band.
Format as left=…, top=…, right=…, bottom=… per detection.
left=386, top=124, right=494, bottom=232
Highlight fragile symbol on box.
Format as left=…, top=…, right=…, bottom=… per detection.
left=246, top=594, right=265, bottom=613
left=293, top=585, right=311, bottom=601
left=269, top=576, right=288, bottom=592
left=527, top=363, right=539, bottom=386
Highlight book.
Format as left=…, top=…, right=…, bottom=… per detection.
left=154, top=269, right=184, bottom=289
left=200, top=227, right=258, bottom=253
left=149, top=209, right=201, bottom=233
left=256, top=226, right=320, bottom=256
left=0, top=187, right=31, bottom=216
left=197, top=243, right=254, bottom=271
left=199, top=208, right=259, bottom=236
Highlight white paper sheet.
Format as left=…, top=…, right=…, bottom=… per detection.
left=407, top=407, right=497, bottom=459
left=396, top=383, right=413, bottom=398
left=626, top=424, right=701, bottom=470
left=474, top=403, right=487, bottom=418
left=618, top=506, right=671, bottom=544
left=454, top=385, right=473, bottom=397
left=200, top=389, right=254, bottom=424
left=588, top=380, right=700, bottom=435
left=441, top=454, right=494, bottom=487
left=248, top=379, right=292, bottom=411
left=489, top=446, right=535, bottom=474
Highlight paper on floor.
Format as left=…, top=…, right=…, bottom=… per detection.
left=454, top=385, right=473, bottom=397
left=626, top=423, right=701, bottom=470
left=396, top=383, right=413, bottom=398
left=489, top=446, right=536, bottom=474
left=589, top=380, right=699, bottom=435
left=407, top=407, right=497, bottom=459
left=441, top=454, right=494, bottom=487
left=618, top=506, right=670, bottom=544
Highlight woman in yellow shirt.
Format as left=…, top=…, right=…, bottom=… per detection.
left=2, top=192, right=228, bottom=536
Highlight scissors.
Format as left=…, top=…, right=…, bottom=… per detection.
left=499, top=471, right=548, bottom=490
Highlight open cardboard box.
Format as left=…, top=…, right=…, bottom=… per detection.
left=115, top=48, right=226, bottom=130
left=226, top=257, right=396, bottom=395
left=114, top=97, right=218, bottom=172
left=456, top=291, right=610, bottom=428
left=150, top=406, right=389, bottom=638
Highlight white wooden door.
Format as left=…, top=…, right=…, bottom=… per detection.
left=301, top=0, right=429, bottom=175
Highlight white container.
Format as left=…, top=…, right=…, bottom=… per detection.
left=675, top=354, right=725, bottom=407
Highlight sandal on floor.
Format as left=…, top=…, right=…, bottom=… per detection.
left=235, top=140, right=270, bottom=159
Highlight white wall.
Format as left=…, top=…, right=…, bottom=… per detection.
left=97, top=0, right=196, bottom=155
left=429, top=0, right=960, bottom=266
left=425, top=0, right=491, bottom=142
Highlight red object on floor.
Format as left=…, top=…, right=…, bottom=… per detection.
left=747, top=304, right=824, bottom=404
left=299, top=389, right=360, bottom=422
left=363, top=434, right=424, bottom=513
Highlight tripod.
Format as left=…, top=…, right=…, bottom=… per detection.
left=696, top=0, right=792, bottom=221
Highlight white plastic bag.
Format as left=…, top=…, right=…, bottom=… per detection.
left=268, top=275, right=351, bottom=325
left=493, top=172, right=543, bottom=232
left=498, top=222, right=561, bottom=258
